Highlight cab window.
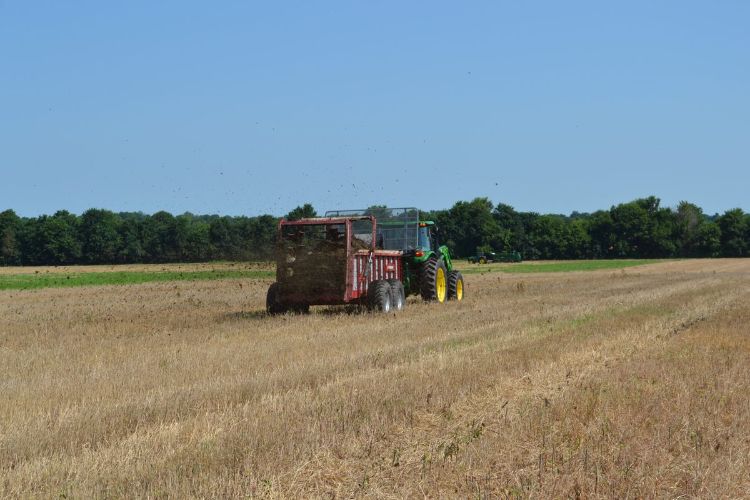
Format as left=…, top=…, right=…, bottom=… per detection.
left=418, top=226, right=432, bottom=251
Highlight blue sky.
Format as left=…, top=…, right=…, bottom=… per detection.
left=1, top=1, right=748, bottom=217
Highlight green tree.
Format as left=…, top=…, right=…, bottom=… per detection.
left=529, top=215, right=568, bottom=259
left=20, top=211, right=82, bottom=265
left=567, top=218, right=593, bottom=259
left=609, top=197, right=676, bottom=258
left=437, top=198, right=503, bottom=257
left=0, top=209, right=21, bottom=265
left=143, top=211, right=179, bottom=262
left=285, top=203, right=317, bottom=221
left=209, top=217, right=242, bottom=260
left=674, top=201, right=721, bottom=257
left=587, top=210, right=615, bottom=258
left=693, top=221, right=721, bottom=257
left=493, top=203, right=529, bottom=254
left=178, top=215, right=212, bottom=261
left=717, top=208, right=748, bottom=257
left=245, top=215, right=279, bottom=260
left=79, top=209, right=121, bottom=264
left=117, top=218, right=146, bottom=263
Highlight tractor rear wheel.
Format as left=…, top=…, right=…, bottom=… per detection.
left=387, top=279, right=405, bottom=311
left=419, top=257, right=447, bottom=303
left=266, top=282, right=288, bottom=315
left=369, top=280, right=392, bottom=313
left=448, top=271, right=464, bottom=301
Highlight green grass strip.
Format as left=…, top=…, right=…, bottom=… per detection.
left=1, top=259, right=668, bottom=290
left=0, top=269, right=274, bottom=291
left=457, top=259, right=664, bottom=274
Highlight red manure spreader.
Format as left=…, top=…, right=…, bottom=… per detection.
left=266, top=215, right=403, bottom=313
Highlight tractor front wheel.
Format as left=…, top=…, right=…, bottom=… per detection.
left=448, top=271, right=465, bottom=301
left=419, top=257, right=448, bottom=303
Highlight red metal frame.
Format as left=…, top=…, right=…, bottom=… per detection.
left=277, top=216, right=403, bottom=305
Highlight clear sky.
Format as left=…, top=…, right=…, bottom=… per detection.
left=1, top=1, right=748, bottom=217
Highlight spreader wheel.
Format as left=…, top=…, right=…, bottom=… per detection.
left=447, top=271, right=464, bottom=301
left=266, top=282, right=288, bottom=315
left=369, top=280, right=392, bottom=313
left=419, top=257, right=448, bottom=303
left=387, top=279, right=405, bottom=311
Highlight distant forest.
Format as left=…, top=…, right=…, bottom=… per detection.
left=1, top=196, right=749, bottom=266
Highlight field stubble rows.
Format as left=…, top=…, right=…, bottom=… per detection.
left=1, top=259, right=749, bottom=497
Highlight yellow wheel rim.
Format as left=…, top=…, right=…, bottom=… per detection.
left=436, top=267, right=446, bottom=303
left=456, top=279, right=463, bottom=301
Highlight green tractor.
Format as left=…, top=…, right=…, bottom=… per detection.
left=325, top=208, right=464, bottom=303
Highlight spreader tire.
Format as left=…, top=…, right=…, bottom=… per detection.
left=290, top=303, right=310, bottom=314
left=369, top=280, right=392, bottom=313
left=419, top=257, right=448, bottom=303
left=447, top=271, right=465, bottom=301
left=387, top=279, right=405, bottom=311
left=266, top=282, right=288, bottom=315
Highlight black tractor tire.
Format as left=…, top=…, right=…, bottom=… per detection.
left=387, top=279, right=405, bottom=311
left=266, top=282, right=288, bottom=315
left=447, top=271, right=465, bottom=301
left=368, top=280, right=392, bottom=313
left=419, top=257, right=448, bottom=303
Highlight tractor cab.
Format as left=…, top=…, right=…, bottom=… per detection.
left=417, top=221, right=437, bottom=253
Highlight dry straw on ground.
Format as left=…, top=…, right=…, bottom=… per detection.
left=1, top=259, right=749, bottom=498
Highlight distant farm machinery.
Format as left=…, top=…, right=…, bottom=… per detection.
left=468, top=250, right=522, bottom=264
left=266, top=208, right=464, bottom=314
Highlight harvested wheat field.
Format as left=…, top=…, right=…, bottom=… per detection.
left=2, top=259, right=750, bottom=498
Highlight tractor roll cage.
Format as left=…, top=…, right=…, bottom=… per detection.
left=324, top=208, right=421, bottom=251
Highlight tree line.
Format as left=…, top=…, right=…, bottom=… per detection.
left=0, top=209, right=278, bottom=266
left=1, top=196, right=749, bottom=266
left=426, top=196, right=748, bottom=260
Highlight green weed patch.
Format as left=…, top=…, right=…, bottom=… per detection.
left=0, top=269, right=273, bottom=291
left=459, top=259, right=664, bottom=274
